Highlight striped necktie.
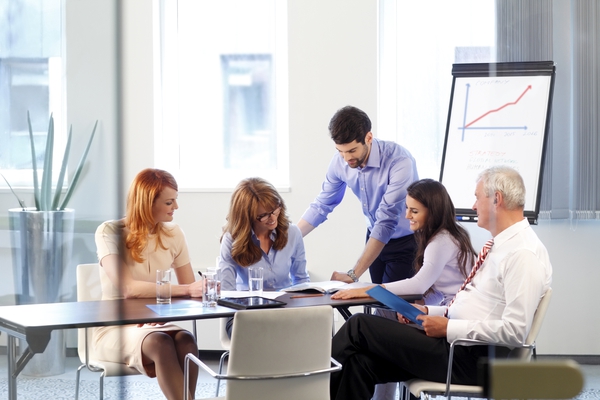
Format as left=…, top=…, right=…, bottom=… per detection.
left=444, top=239, right=494, bottom=317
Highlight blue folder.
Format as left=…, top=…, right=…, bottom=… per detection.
left=366, top=285, right=425, bottom=326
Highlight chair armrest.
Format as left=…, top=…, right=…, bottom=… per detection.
left=444, top=338, right=537, bottom=396
left=183, top=352, right=342, bottom=399
left=184, top=352, right=341, bottom=381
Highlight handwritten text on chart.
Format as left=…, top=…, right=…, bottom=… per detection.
left=467, top=149, right=517, bottom=171
left=481, top=130, right=539, bottom=138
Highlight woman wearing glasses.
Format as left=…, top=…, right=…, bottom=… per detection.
left=219, top=177, right=310, bottom=296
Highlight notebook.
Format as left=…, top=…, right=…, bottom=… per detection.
left=366, top=285, right=425, bottom=326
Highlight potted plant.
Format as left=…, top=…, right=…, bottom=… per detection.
left=2, top=112, right=97, bottom=376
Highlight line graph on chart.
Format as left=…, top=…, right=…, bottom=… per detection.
left=449, top=76, right=550, bottom=144
left=442, top=74, right=552, bottom=211
left=458, top=84, right=533, bottom=141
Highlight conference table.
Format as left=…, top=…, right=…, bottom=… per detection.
left=0, top=292, right=421, bottom=399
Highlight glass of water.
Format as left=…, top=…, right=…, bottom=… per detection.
left=156, top=269, right=172, bottom=304
left=207, top=265, right=221, bottom=300
left=203, top=271, right=218, bottom=307
left=248, top=266, right=264, bottom=296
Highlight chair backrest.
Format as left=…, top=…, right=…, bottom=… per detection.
left=225, top=305, right=333, bottom=400
left=76, top=263, right=103, bottom=362
left=513, top=287, right=553, bottom=360
left=220, top=317, right=232, bottom=350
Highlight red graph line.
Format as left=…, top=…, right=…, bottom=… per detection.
left=464, top=85, right=532, bottom=128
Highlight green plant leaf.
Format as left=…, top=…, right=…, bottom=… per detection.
left=1, top=173, right=26, bottom=209
left=51, top=125, right=73, bottom=210
left=59, top=120, right=98, bottom=210
left=26, top=111, right=40, bottom=210
left=40, top=114, right=55, bottom=210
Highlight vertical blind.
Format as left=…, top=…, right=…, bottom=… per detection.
left=496, top=0, right=600, bottom=219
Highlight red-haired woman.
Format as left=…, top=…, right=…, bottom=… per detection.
left=94, top=168, right=204, bottom=400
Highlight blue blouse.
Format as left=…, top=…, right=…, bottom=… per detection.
left=220, top=224, right=310, bottom=291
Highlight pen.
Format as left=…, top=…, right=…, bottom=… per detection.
left=197, top=270, right=203, bottom=277
left=289, top=293, right=325, bottom=299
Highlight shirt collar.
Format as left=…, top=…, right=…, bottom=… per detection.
left=493, top=218, right=529, bottom=249
left=361, top=137, right=381, bottom=170
left=251, top=228, right=278, bottom=244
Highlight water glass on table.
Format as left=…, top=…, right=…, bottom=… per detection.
left=203, top=271, right=218, bottom=307
left=207, top=266, right=221, bottom=299
left=248, top=266, right=264, bottom=296
left=156, top=269, right=172, bottom=304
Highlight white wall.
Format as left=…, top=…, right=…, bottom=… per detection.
left=0, top=0, right=598, bottom=355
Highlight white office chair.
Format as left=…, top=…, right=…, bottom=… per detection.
left=215, top=317, right=232, bottom=396
left=403, top=287, right=553, bottom=400
left=184, top=305, right=341, bottom=400
left=213, top=307, right=337, bottom=396
left=75, top=263, right=141, bottom=400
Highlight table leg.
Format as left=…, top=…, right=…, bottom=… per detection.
left=7, top=335, right=17, bottom=400
left=337, top=306, right=353, bottom=321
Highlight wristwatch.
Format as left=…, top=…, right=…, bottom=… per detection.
left=347, top=269, right=359, bottom=282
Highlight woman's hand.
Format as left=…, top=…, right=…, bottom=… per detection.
left=188, top=279, right=204, bottom=298
left=331, top=286, right=375, bottom=300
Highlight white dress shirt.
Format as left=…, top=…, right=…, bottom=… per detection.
left=428, top=218, right=552, bottom=346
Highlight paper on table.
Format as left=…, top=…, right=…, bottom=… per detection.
left=282, top=280, right=373, bottom=294
left=146, top=303, right=221, bottom=316
left=366, top=285, right=425, bottom=326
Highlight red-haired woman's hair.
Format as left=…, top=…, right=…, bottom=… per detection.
left=125, top=168, right=178, bottom=263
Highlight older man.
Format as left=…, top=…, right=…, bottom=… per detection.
left=330, top=166, right=553, bottom=400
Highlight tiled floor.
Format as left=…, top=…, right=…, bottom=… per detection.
left=0, top=353, right=599, bottom=399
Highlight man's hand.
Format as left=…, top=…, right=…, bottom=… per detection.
left=397, top=303, right=427, bottom=324
left=417, top=315, right=448, bottom=338
left=331, top=271, right=354, bottom=283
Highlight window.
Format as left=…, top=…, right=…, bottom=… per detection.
left=378, top=0, right=496, bottom=181
left=157, top=0, right=288, bottom=190
left=0, top=0, right=65, bottom=188
left=379, top=0, right=600, bottom=219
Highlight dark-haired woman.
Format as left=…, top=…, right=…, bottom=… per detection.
left=332, top=178, right=476, bottom=305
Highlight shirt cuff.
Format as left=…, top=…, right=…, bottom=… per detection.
left=446, top=319, right=469, bottom=343
left=301, top=207, right=327, bottom=228
left=427, top=305, right=446, bottom=316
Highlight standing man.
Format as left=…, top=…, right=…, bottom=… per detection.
left=298, top=105, right=419, bottom=286
left=329, top=166, right=553, bottom=400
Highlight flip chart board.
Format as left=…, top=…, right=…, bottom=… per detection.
left=439, top=62, right=555, bottom=224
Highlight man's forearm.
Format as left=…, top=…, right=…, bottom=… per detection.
left=351, top=237, right=386, bottom=278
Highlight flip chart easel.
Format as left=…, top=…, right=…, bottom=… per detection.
left=439, top=61, right=556, bottom=224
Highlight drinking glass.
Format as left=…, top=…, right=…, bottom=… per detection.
left=203, top=271, right=218, bottom=307
left=207, top=265, right=221, bottom=299
left=248, top=266, right=264, bottom=296
left=156, top=269, right=172, bottom=304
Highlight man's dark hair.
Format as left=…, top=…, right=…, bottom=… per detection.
left=328, top=106, right=372, bottom=145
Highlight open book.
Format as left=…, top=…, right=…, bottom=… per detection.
left=282, top=280, right=373, bottom=294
